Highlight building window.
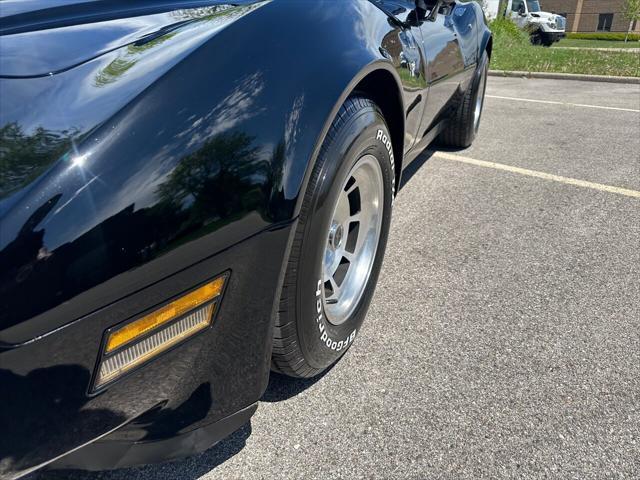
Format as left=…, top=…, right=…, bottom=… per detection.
left=597, top=13, right=613, bottom=32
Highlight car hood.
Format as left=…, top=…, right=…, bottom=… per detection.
left=529, top=11, right=556, bottom=20
left=0, top=0, right=263, bottom=77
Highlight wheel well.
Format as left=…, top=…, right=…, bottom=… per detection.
left=353, top=70, right=404, bottom=191
left=486, top=36, right=493, bottom=59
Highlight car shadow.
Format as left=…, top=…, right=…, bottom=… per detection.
left=399, top=149, right=436, bottom=190
left=35, top=422, right=252, bottom=480
left=399, top=144, right=474, bottom=191
left=261, top=367, right=334, bottom=403
left=33, top=368, right=333, bottom=480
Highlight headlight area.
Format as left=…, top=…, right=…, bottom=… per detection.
left=92, top=273, right=228, bottom=392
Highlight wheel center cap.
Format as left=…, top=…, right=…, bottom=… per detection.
left=328, top=223, right=344, bottom=250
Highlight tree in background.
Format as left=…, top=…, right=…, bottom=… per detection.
left=473, top=0, right=489, bottom=12
left=623, top=0, right=640, bottom=42
left=475, top=0, right=508, bottom=19
left=498, top=0, right=508, bottom=17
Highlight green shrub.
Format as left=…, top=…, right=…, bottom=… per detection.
left=489, top=17, right=530, bottom=47
left=567, top=32, right=640, bottom=41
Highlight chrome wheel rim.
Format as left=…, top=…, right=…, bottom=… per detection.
left=323, top=154, right=384, bottom=326
left=474, top=66, right=487, bottom=131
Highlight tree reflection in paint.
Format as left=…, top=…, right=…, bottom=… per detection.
left=0, top=123, right=78, bottom=200
left=156, top=132, right=261, bottom=225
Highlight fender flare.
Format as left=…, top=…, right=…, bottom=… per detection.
left=293, top=59, right=405, bottom=220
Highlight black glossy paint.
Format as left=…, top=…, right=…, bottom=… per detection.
left=0, top=1, right=490, bottom=477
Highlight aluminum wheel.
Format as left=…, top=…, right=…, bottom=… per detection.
left=322, top=154, right=384, bottom=326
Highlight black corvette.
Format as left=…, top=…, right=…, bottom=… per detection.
left=0, top=0, right=491, bottom=477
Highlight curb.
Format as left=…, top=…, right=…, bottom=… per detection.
left=552, top=46, right=640, bottom=53
left=489, top=70, right=640, bottom=85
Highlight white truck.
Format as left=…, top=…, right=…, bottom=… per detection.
left=485, top=0, right=566, bottom=46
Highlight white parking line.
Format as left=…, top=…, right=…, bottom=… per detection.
left=486, top=94, right=640, bottom=113
left=433, top=152, right=640, bottom=199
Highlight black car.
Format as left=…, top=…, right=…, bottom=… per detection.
left=0, top=0, right=491, bottom=477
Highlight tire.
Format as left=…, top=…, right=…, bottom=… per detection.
left=539, top=32, right=555, bottom=47
left=530, top=32, right=542, bottom=45
left=272, top=96, right=395, bottom=378
left=439, top=50, right=489, bottom=149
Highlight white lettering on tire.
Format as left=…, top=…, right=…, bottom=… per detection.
left=315, top=279, right=356, bottom=351
left=376, top=128, right=396, bottom=197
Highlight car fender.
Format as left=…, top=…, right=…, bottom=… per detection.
left=470, top=1, right=492, bottom=60
left=0, top=0, right=406, bottom=343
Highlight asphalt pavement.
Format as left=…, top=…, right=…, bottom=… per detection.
left=37, top=77, right=640, bottom=479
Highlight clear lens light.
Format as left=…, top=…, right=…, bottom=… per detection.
left=93, top=275, right=226, bottom=390
left=96, top=304, right=214, bottom=387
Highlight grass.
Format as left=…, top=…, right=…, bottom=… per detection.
left=553, top=38, right=640, bottom=49
left=490, top=18, right=640, bottom=77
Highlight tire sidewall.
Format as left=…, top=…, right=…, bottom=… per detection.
left=295, top=108, right=394, bottom=370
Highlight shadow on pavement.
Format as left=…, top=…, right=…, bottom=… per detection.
left=399, top=149, right=436, bottom=190
left=35, top=422, right=252, bottom=480
left=34, top=369, right=333, bottom=480
left=260, top=368, right=333, bottom=403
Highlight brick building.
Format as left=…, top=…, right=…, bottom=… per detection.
left=542, top=0, right=640, bottom=33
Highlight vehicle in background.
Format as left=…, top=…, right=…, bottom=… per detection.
left=485, top=0, right=566, bottom=46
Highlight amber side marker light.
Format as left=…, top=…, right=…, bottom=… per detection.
left=93, top=274, right=227, bottom=390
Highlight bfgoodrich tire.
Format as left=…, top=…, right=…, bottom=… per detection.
left=439, top=50, right=489, bottom=148
left=272, top=96, right=395, bottom=378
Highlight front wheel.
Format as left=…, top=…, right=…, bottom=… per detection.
left=271, top=96, right=395, bottom=378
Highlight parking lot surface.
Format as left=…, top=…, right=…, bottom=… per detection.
left=38, top=77, right=640, bottom=479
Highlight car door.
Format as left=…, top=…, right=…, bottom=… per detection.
left=417, top=2, right=466, bottom=134
left=508, top=0, right=529, bottom=29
